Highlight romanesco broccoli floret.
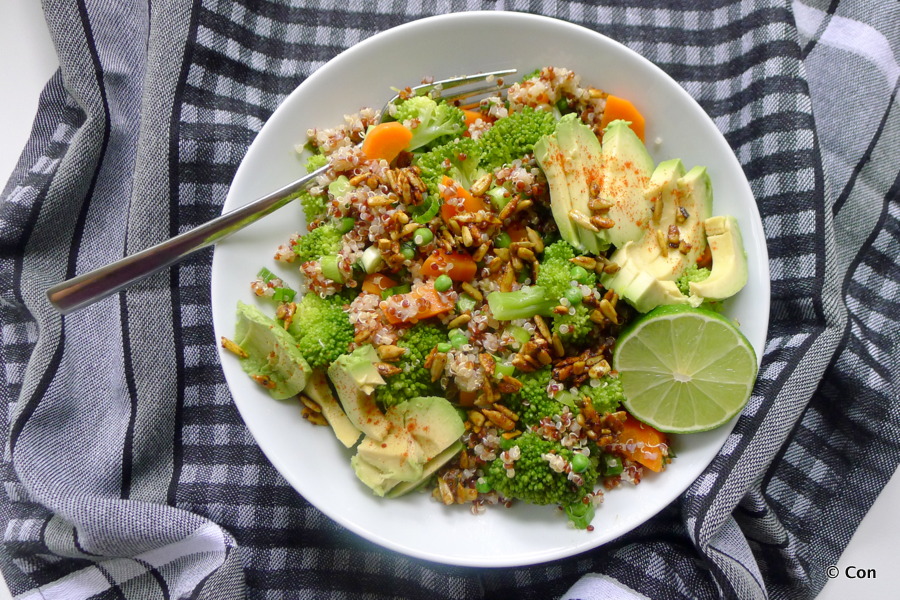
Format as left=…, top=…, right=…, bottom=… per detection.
left=374, top=321, right=447, bottom=407
left=479, top=107, right=557, bottom=171
left=287, top=293, right=354, bottom=369
left=504, top=366, right=563, bottom=426
left=415, top=137, right=485, bottom=196
left=299, top=190, right=327, bottom=223
left=485, top=432, right=598, bottom=506
left=552, top=305, right=594, bottom=345
left=293, top=223, right=342, bottom=263
left=541, top=239, right=575, bottom=263
left=676, top=264, right=711, bottom=296
left=392, top=96, right=465, bottom=151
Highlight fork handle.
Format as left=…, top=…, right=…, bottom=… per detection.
left=46, top=166, right=325, bottom=314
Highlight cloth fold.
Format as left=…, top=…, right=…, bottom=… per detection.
left=1, top=1, right=897, bottom=599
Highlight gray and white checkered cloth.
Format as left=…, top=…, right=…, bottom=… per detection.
left=1, top=1, right=897, bottom=598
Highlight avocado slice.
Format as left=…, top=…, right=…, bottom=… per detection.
left=600, top=242, right=692, bottom=313
left=327, top=345, right=391, bottom=441
left=597, top=120, right=655, bottom=249
left=386, top=440, right=465, bottom=498
left=689, top=215, right=749, bottom=300
left=350, top=396, right=465, bottom=497
left=303, top=369, right=362, bottom=448
left=234, top=301, right=310, bottom=400
left=553, top=114, right=605, bottom=254
left=534, top=135, right=580, bottom=250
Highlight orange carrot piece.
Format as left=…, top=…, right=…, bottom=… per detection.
left=361, top=273, right=397, bottom=295
left=458, top=390, right=478, bottom=407
left=382, top=283, right=455, bottom=324
left=463, top=109, right=483, bottom=128
left=440, top=176, right=486, bottom=222
left=361, top=121, right=413, bottom=163
left=600, top=95, right=646, bottom=142
left=506, top=222, right=529, bottom=243
left=421, top=249, right=478, bottom=282
left=618, top=414, right=668, bottom=473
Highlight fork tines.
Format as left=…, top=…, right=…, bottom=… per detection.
left=384, top=68, right=517, bottom=112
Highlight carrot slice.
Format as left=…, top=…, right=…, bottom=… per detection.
left=600, top=95, right=646, bottom=142
left=361, top=121, right=413, bottom=163
left=440, top=176, right=486, bottom=222
left=382, top=282, right=455, bottom=324
left=617, top=413, right=668, bottom=473
left=458, top=390, right=478, bottom=407
left=463, top=109, right=483, bottom=129
left=506, top=222, right=529, bottom=243
left=421, top=249, right=478, bottom=282
left=361, top=273, right=397, bottom=295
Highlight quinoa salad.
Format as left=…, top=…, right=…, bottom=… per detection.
left=224, top=66, right=749, bottom=530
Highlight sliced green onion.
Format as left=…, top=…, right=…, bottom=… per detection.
left=412, top=195, right=441, bottom=224
left=494, top=362, right=515, bottom=378
left=456, top=293, right=477, bottom=314
left=319, top=255, right=344, bottom=283
left=257, top=267, right=276, bottom=283
left=564, top=500, right=595, bottom=530
left=486, top=186, right=510, bottom=210
left=601, top=454, right=624, bottom=477
left=381, top=284, right=411, bottom=299
left=272, top=287, right=296, bottom=303
left=336, top=216, right=355, bottom=233
left=507, top=325, right=531, bottom=347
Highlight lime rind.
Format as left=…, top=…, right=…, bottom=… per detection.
left=614, top=304, right=758, bottom=434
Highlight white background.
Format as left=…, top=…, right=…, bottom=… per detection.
left=0, top=2, right=896, bottom=598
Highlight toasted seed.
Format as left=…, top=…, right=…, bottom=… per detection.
left=349, top=173, right=369, bottom=186
left=591, top=215, right=615, bottom=229
left=301, top=406, right=328, bottom=426
left=499, top=195, right=519, bottom=220
left=447, top=313, right=472, bottom=329
left=494, top=247, right=511, bottom=261
left=514, top=199, right=533, bottom=213
left=570, top=256, right=597, bottom=271
left=588, top=360, right=611, bottom=379
left=354, top=328, right=373, bottom=343
left=437, top=478, right=455, bottom=505
left=501, top=430, right=523, bottom=440
left=511, top=353, right=537, bottom=372
left=667, top=224, right=681, bottom=248
left=447, top=218, right=462, bottom=235
left=525, top=227, right=544, bottom=253
left=461, top=225, right=474, bottom=247
left=251, top=374, right=276, bottom=389
left=472, top=243, right=490, bottom=262
left=599, top=298, right=619, bottom=324
left=517, top=247, right=537, bottom=262
left=553, top=305, right=570, bottom=315
left=457, top=483, right=478, bottom=503
left=220, top=336, right=248, bottom=358
left=368, top=195, right=394, bottom=208
left=500, top=263, right=516, bottom=292
left=493, top=403, right=520, bottom=422
left=377, top=344, right=406, bottom=361
left=471, top=173, right=492, bottom=196
left=468, top=410, right=486, bottom=427
left=679, top=239, right=693, bottom=254
left=488, top=256, right=504, bottom=274
left=461, top=281, right=483, bottom=301
left=394, top=211, right=410, bottom=224
left=376, top=362, right=402, bottom=377
left=551, top=333, right=565, bottom=357
left=656, top=229, right=669, bottom=257
left=589, top=196, right=615, bottom=211
left=497, top=375, right=523, bottom=394
left=588, top=87, right=604, bottom=98
left=537, top=349, right=553, bottom=365
left=572, top=360, right=586, bottom=376
left=603, top=261, right=620, bottom=274
left=482, top=408, right=516, bottom=431
left=569, top=209, right=600, bottom=232
left=478, top=353, right=496, bottom=376
left=430, top=352, right=447, bottom=382
left=299, top=394, right=322, bottom=413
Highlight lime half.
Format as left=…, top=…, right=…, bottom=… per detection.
left=613, top=304, right=758, bottom=434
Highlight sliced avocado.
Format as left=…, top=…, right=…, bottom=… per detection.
left=597, top=120, right=655, bottom=248
left=386, top=439, right=465, bottom=498
left=327, top=345, right=391, bottom=441
left=350, top=396, right=465, bottom=497
left=534, top=135, right=580, bottom=250
left=234, top=301, right=310, bottom=399
left=601, top=242, right=693, bottom=313
left=303, top=369, right=361, bottom=448
left=554, top=114, right=605, bottom=254
left=689, top=215, right=748, bottom=300
left=394, top=396, right=466, bottom=459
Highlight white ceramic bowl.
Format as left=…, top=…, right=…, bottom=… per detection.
left=211, top=11, right=770, bottom=567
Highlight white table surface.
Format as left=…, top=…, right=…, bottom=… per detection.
left=1, top=3, right=896, bottom=599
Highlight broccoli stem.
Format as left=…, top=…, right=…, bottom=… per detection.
left=486, top=286, right=559, bottom=320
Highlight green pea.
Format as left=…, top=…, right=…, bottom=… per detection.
left=570, top=265, right=590, bottom=284
left=436, top=342, right=452, bottom=353
left=564, top=287, right=583, bottom=305
left=434, top=274, right=453, bottom=292
left=495, top=232, right=512, bottom=248
left=475, top=478, right=492, bottom=494
left=413, top=228, right=434, bottom=246
left=494, top=363, right=515, bottom=378
left=400, top=242, right=416, bottom=260
left=571, top=453, right=590, bottom=473
left=336, top=216, right=355, bottom=233
left=449, top=328, right=468, bottom=348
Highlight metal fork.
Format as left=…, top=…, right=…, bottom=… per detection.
left=46, top=68, right=516, bottom=314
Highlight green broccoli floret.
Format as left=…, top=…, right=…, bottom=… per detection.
left=298, top=190, right=327, bottom=223
left=287, top=293, right=354, bottom=369
left=292, top=223, right=342, bottom=263
left=374, top=321, right=447, bottom=407
left=392, top=96, right=465, bottom=151
left=676, top=264, right=711, bottom=296
left=485, top=432, right=598, bottom=507
left=479, top=107, right=557, bottom=171
left=486, top=286, right=558, bottom=321
left=415, top=137, right=485, bottom=196
left=541, top=239, right=575, bottom=263
left=552, top=305, right=594, bottom=345
left=578, top=375, right=625, bottom=415
left=504, top=366, right=565, bottom=426
left=532, top=241, right=598, bottom=345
